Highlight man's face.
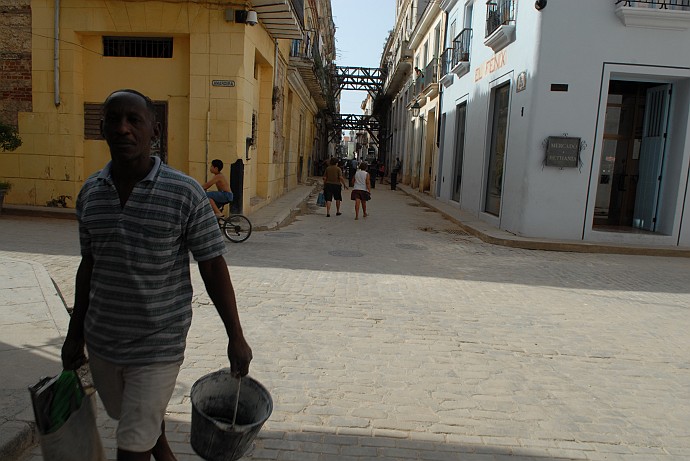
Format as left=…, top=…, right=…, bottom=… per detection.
left=101, top=92, right=160, bottom=163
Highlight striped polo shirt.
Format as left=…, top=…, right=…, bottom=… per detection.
left=77, top=156, right=226, bottom=365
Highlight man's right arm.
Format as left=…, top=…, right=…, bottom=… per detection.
left=61, top=255, right=93, bottom=370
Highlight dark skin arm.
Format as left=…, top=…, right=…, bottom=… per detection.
left=61, top=254, right=94, bottom=370
left=198, top=255, right=252, bottom=377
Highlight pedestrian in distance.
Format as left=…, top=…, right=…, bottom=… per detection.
left=368, top=160, right=378, bottom=189
left=351, top=161, right=371, bottom=220
left=391, top=157, right=402, bottom=190
left=202, top=158, right=233, bottom=217
left=61, top=89, right=252, bottom=461
left=378, top=161, right=385, bottom=185
left=322, top=157, right=348, bottom=217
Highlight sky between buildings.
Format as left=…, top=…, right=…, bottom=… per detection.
left=331, top=0, right=396, bottom=118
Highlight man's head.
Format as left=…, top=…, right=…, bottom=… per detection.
left=329, top=158, right=338, bottom=166
left=101, top=89, right=160, bottom=164
left=211, top=159, right=224, bottom=173
left=359, top=161, right=368, bottom=171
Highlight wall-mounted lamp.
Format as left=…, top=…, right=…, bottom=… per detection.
left=245, top=137, right=254, bottom=161
left=410, top=100, right=421, bottom=118
left=225, top=9, right=259, bottom=26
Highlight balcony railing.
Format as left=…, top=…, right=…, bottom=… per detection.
left=442, top=28, right=472, bottom=75
left=441, top=48, right=453, bottom=77
left=615, top=0, right=690, bottom=9
left=486, top=0, right=516, bottom=37
left=453, top=29, right=471, bottom=65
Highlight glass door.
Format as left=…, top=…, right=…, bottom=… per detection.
left=484, top=83, right=510, bottom=216
left=452, top=102, right=467, bottom=202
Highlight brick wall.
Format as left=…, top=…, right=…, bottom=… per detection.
left=0, top=0, right=32, bottom=126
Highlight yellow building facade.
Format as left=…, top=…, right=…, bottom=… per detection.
left=1, top=0, right=330, bottom=213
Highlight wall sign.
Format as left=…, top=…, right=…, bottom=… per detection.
left=545, top=136, right=580, bottom=168
left=516, top=71, right=527, bottom=92
left=474, top=50, right=507, bottom=82
left=212, top=80, right=236, bottom=87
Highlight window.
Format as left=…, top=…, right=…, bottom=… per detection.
left=103, top=37, right=173, bottom=58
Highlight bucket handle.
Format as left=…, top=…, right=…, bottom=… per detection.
left=230, top=376, right=241, bottom=429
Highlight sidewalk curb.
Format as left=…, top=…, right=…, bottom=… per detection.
left=399, top=185, right=690, bottom=258
left=0, top=258, right=70, bottom=461
left=250, top=182, right=321, bottom=231
left=0, top=421, right=37, bottom=461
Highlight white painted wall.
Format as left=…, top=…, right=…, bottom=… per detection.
left=438, top=0, right=690, bottom=246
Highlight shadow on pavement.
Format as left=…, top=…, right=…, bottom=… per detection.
left=159, top=421, right=583, bottom=460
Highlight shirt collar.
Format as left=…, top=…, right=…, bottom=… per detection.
left=97, top=156, right=161, bottom=183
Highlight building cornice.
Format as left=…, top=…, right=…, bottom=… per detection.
left=409, top=2, right=443, bottom=50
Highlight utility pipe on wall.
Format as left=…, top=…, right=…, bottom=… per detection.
left=54, top=0, right=60, bottom=106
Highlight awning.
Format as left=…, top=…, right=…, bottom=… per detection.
left=251, top=0, right=304, bottom=40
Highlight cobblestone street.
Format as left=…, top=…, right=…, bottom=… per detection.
left=2, top=187, right=689, bottom=460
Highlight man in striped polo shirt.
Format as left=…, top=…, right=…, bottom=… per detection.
left=61, top=89, right=252, bottom=461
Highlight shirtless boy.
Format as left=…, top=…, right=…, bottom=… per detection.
left=202, top=159, right=233, bottom=217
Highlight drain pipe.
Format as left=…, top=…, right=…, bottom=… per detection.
left=54, top=0, right=60, bottom=106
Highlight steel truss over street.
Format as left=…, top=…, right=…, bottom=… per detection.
left=330, top=66, right=387, bottom=148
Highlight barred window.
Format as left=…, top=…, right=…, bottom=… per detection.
left=103, top=37, right=173, bottom=58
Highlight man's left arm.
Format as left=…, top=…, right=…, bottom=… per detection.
left=198, top=255, right=252, bottom=377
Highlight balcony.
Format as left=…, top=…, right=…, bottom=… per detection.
left=440, top=28, right=471, bottom=87
left=615, top=0, right=690, bottom=29
left=251, top=0, right=304, bottom=40
left=484, top=0, right=516, bottom=52
left=384, top=39, right=413, bottom=97
left=289, top=34, right=331, bottom=109
left=414, top=58, right=439, bottom=97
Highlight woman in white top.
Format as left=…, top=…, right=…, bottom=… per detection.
left=350, top=161, right=371, bottom=220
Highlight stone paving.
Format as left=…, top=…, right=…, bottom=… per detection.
left=2, top=186, right=689, bottom=460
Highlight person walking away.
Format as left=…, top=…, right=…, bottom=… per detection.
left=378, top=161, right=385, bottom=185
left=349, top=157, right=358, bottom=187
left=351, top=161, right=371, bottom=220
left=391, top=157, right=402, bottom=190
left=368, top=160, right=378, bottom=189
left=202, top=159, right=233, bottom=217
left=322, top=157, right=348, bottom=217
left=61, top=89, right=252, bottom=461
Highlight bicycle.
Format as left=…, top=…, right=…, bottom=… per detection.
left=216, top=203, right=252, bottom=243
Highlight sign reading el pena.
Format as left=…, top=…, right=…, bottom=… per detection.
left=474, top=50, right=507, bottom=82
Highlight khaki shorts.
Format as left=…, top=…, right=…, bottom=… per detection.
left=88, top=351, right=182, bottom=452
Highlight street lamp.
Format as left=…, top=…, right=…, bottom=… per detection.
left=410, top=100, right=421, bottom=118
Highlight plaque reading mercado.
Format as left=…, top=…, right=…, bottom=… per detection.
left=545, top=136, right=580, bottom=168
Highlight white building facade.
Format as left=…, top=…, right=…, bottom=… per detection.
left=436, top=0, right=690, bottom=247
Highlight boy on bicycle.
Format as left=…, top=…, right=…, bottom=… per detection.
left=202, top=159, right=233, bottom=217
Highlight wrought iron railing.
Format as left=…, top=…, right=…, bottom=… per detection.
left=615, top=0, right=690, bottom=9
left=453, top=29, right=471, bottom=65
left=486, top=0, right=516, bottom=37
left=441, top=48, right=453, bottom=76
left=423, top=58, right=438, bottom=89
left=442, top=28, right=472, bottom=76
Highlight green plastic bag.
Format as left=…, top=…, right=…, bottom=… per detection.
left=48, top=371, right=84, bottom=433
left=29, top=370, right=106, bottom=461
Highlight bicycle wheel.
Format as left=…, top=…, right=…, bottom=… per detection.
left=222, top=214, right=252, bottom=243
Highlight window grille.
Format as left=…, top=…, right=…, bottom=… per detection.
left=103, top=37, right=173, bottom=58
